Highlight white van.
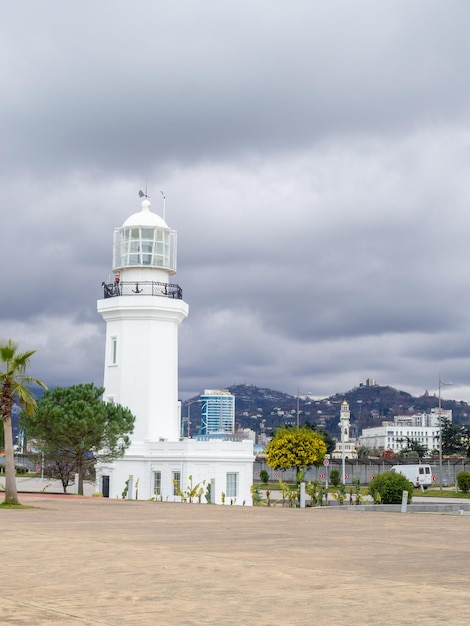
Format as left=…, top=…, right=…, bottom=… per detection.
left=390, top=464, right=433, bottom=489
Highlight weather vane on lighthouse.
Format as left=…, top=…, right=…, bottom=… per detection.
left=138, top=188, right=166, bottom=220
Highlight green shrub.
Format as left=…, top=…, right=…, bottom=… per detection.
left=259, top=469, right=269, bottom=485
left=456, top=471, right=470, bottom=493
left=368, top=472, right=413, bottom=504
left=329, top=468, right=340, bottom=487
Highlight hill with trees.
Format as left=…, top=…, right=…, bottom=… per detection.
left=182, top=381, right=470, bottom=437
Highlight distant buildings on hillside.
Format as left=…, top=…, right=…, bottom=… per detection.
left=193, top=384, right=455, bottom=458
left=359, top=378, right=378, bottom=388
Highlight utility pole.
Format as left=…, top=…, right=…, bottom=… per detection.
left=438, top=376, right=452, bottom=492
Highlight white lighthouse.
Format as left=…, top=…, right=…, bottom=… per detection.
left=96, top=194, right=254, bottom=504
left=98, top=196, right=188, bottom=445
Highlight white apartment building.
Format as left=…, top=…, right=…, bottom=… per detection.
left=360, top=410, right=452, bottom=454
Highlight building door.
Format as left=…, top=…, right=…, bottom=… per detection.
left=102, top=475, right=110, bottom=498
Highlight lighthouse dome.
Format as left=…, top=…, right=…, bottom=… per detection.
left=122, top=198, right=168, bottom=228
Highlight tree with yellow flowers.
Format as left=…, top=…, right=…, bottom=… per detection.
left=265, top=426, right=327, bottom=482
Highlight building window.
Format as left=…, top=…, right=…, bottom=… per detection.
left=111, top=337, right=117, bottom=365
left=173, top=471, right=181, bottom=496
left=226, top=473, right=238, bottom=498
left=154, top=471, right=161, bottom=496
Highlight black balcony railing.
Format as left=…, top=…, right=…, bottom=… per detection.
left=102, top=280, right=183, bottom=299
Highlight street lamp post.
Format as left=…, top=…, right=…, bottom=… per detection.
left=296, top=386, right=313, bottom=428
left=184, top=399, right=202, bottom=438
left=341, top=419, right=346, bottom=486
left=296, top=387, right=299, bottom=427
left=438, top=376, right=452, bottom=492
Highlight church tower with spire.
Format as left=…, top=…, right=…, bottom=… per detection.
left=332, top=400, right=358, bottom=463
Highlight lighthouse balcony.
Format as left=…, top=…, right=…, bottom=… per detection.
left=102, top=280, right=183, bottom=300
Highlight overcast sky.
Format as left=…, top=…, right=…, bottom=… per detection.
left=2, top=1, right=470, bottom=403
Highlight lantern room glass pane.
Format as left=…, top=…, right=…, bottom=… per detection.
left=116, top=225, right=176, bottom=271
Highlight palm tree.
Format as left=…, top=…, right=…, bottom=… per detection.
left=0, top=339, right=46, bottom=504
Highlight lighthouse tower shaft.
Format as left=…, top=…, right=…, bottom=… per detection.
left=97, top=198, right=188, bottom=443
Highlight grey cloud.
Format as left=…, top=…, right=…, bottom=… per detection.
left=3, top=2, right=470, bottom=404
left=4, top=2, right=470, bottom=177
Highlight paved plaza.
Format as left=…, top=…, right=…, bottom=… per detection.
left=0, top=494, right=469, bottom=625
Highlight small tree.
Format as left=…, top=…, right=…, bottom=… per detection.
left=352, top=477, right=363, bottom=505
left=183, top=475, right=206, bottom=503
left=332, top=483, right=346, bottom=505
left=397, top=436, right=428, bottom=459
left=356, top=446, right=380, bottom=460
left=368, top=472, right=413, bottom=504
left=265, top=426, right=327, bottom=481
left=356, top=446, right=372, bottom=460
left=42, top=455, right=78, bottom=493
left=460, top=425, right=470, bottom=458
left=23, top=383, right=135, bottom=494
left=306, top=480, right=328, bottom=507
left=251, top=483, right=262, bottom=506
left=259, top=469, right=269, bottom=485
left=329, top=468, right=340, bottom=487
left=456, top=471, right=470, bottom=493
left=396, top=448, right=419, bottom=460
left=441, top=418, right=466, bottom=456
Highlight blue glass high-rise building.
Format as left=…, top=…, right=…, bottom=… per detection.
left=200, top=389, right=235, bottom=435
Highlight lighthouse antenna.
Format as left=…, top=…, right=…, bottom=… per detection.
left=139, top=179, right=150, bottom=200
left=161, top=190, right=166, bottom=221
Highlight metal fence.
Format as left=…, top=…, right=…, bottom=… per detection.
left=253, top=457, right=470, bottom=486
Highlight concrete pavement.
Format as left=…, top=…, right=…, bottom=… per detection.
left=3, top=476, right=96, bottom=496
left=0, top=493, right=469, bottom=625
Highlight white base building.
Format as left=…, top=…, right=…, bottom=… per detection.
left=98, top=439, right=254, bottom=504
left=95, top=196, right=254, bottom=504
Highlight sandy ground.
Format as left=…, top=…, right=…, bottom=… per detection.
left=0, top=493, right=469, bottom=625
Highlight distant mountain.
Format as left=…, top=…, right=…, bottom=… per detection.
left=182, top=382, right=470, bottom=437
left=18, top=382, right=466, bottom=441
